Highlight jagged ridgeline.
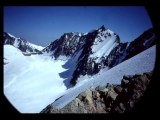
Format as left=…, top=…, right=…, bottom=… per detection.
left=42, top=26, right=155, bottom=85
left=3, top=26, right=156, bottom=86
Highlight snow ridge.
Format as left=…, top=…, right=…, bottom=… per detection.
left=4, top=32, right=44, bottom=53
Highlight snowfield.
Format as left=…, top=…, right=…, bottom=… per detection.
left=4, top=45, right=67, bottom=113
left=4, top=45, right=156, bottom=113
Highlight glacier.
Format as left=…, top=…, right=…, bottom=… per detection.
left=4, top=45, right=67, bottom=113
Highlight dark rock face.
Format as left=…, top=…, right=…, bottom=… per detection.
left=42, top=32, right=84, bottom=59
left=70, top=29, right=106, bottom=85
left=4, top=32, right=16, bottom=45
left=43, top=72, right=152, bottom=113
left=70, top=28, right=155, bottom=85
left=105, top=28, right=156, bottom=69
left=124, top=28, right=156, bottom=61
left=110, top=72, right=152, bottom=113
left=69, top=27, right=120, bottom=85
left=3, top=32, right=41, bottom=53
left=105, top=42, right=128, bottom=68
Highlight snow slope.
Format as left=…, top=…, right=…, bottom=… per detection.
left=4, top=32, right=44, bottom=52
left=27, top=42, right=44, bottom=51
left=4, top=45, right=67, bottom=113
left=7, top=33, right=17, bottom=39
left=51, top=45, right=156, bottom=109
left=90, top=30, right=118, bottom=63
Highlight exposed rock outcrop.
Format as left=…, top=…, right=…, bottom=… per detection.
left=42, top=71, right=152, bottom=113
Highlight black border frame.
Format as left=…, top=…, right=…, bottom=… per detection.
left=1, top=0, right=160, bottom=120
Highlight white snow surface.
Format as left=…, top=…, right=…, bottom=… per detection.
left=83, top=32, right=88, bottom=35
left=51, top=45, right=156, bottom=109
left=4, top=44, right=156, bottom=113
left=90, top=30, right=118, bottom=63
left=4, top=45, right=67, bottom=113
left=13, top=38, right=20, bottom=48
left=7, top=33, right=16, bottom=39
left=28, top=42, right=44, bottom=51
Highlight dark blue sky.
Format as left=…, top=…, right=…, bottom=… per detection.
left=4, top=6, right=152, bottom=46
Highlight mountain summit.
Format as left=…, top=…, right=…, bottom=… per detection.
left=42, top=26, right=121, bottom=85
left=97, top=25, right=106, bottom=31
left=42, top=26, right=155, bottom=85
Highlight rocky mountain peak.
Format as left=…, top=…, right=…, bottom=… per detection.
left=97, top=25, right=106, bottom=32
left=3, top=32, right=43, bottom=53
left=41, top=26, right=155, bottom=86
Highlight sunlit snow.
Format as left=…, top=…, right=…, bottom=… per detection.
left=90, top=30, right=118, bottom=63
left=7, top=33, right=16, bottom=39
left=13, top=38, right=20, bottom=48
left=4, top=45, right=67, bottom=113
left=28, top=43, right=44, bottom=51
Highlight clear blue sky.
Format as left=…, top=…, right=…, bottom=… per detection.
left=4, top=6, right=153, bottom=46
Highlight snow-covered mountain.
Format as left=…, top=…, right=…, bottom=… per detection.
left=42, top=26, right=120, bottom=85
left=3, top=32, right=44, bottom=53
left=3, top=26, right=156, bottom=113
left=42, top=26, right=156, bottom=85
left=42, top=32, right=84, bottom=59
